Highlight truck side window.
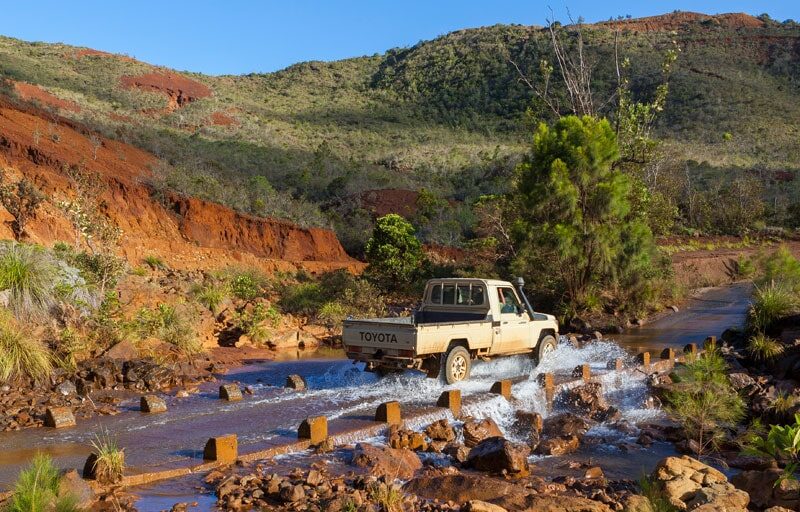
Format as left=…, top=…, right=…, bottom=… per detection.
left=499, top=287, right=521, bottom=314
left=471, top=286, right=485, bottom=305
left=456, top=285, right=471, bottom=305
left=431, top=284, right=442, bottom=304
left=442, top=285, right=456, bottom=304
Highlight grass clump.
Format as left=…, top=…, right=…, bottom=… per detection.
left=142, top=255, right=165, bottom=270
left=0, top=243, right=58, bottom=318
left=747, top=332, right=785, bottom=362
left=134, top=303, right=202, bottom=355
left=89, top=431, right=125, bottom=484
left=192, top=282, right=228, bottom=314
left=367, top=482, right=403, bottom=512
left=0, top=311, right=51, bottom=382
left=228, top=269, right=268, bottom=301
left=639, top=474, right=678, bottom=512
left=748, top=283, right=796, bottom=333
left=235, top=303, right=280, bottom=344
left=7, top=453, right=80, bottom=512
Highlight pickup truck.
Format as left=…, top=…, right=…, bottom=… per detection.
left=342, top=277, right=559, bottom=384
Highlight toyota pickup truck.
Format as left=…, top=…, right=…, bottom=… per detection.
left=342, top=278, right=559, bottom=383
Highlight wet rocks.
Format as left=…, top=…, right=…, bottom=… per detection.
left=463, top=417, right=503, bottom=448
left=652, top=455, right=748, bottom=511
left=44, top=407, right=76, bottom=428
left=564, top=382, right=619, bottom=422
left=351, top=443, right=422, bottom=480
left=466, top=437, right=530, bottom=476
left=537, top=434, right=581, bottom=456
left=140, top=395, right=167, bottom=413
left=426, top=418, right=456, bottom=443
left=389, top=424, right=428, bottom=451
left=219, top=384, right=243, bottom=401
left=535, top=412, right=591, bottom=456
left=285, top=374, right=307, bottom=391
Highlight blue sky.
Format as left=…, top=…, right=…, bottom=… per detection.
left=0, top=1, right=796, bottom=75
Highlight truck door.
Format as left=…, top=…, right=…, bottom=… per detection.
left=494, top=286, right=531, bottom=352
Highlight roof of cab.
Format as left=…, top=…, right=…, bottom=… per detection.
left=426, top=278, right=512, bottom=287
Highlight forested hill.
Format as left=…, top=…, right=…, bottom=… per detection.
left=0, top=11, right=798, bottom=251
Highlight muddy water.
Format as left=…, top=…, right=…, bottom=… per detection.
left=0, top=284, right=753, bottom=511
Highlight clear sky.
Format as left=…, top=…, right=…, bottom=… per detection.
left=0, top=1, right=796, bottom=75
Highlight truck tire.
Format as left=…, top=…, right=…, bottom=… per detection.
left=534, top=334, right=557, bottom=365
left=444, top=346, right=471, bottom=384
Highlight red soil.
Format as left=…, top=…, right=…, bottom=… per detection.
left=12, top=82, right=81, bottom=113
left=0, top=97, right=360, bottom=274
left=598, top=12, right=764, bottom=33
left=120, top=72, right=212, bottom=112
left=208, top=111, right=237, bottom=126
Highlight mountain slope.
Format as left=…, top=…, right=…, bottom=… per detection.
left=0, top=11, right=797, bottom=253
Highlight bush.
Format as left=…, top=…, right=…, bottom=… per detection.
left=735, top=255, right=756, bottom=280
left=318, top=301, right=348, bottom=329
left=745, top=413, right=800, bottom=483
left=760, top=246, right=800, bottom=293
left=229, top=270, right=268, bottom=301
left=235, top=303, right=280, bottom=343
left=747, top=332, right=785, bottom=362
left=365, top=214, right=424, bottom=290
left=279, top=282, right=324, bottom=316
left=143, top=255, right=165, bottom=270
left=0, top=312, right=51, bottom=382
left=748, top=283, right=796, bottom=332
left=0, top=243, right=58, bottom=318
left=7, top=453, right=80, bottom=512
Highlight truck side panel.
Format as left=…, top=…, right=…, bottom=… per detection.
left=416, top=321, right=493, bottom=354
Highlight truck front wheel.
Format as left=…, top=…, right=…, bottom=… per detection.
left=534, top=334, right=558, bottom=365
left=444, top=346, right=471, bottom=384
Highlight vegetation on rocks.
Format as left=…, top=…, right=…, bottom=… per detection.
left=6, top=453, right=80, bottom=512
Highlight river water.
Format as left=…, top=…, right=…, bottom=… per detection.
left=0, top=283, right=752, bottom=510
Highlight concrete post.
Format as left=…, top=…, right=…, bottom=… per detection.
left=298, top=416, right=328, bottom=444
left=490, top=380, right=512, bottom=400
left=637, top=352, right=651, bottom=368
left=375, top=401, right=402, bottom=425
left=437, top=390, right=461, bottom=417
left=203, top=434, right=237, bottom=463
left=660, top=347, right=675, bottom=361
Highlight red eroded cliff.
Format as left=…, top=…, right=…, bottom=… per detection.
left=0, top=97, right=361, bottom=273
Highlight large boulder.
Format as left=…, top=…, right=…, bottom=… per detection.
left=535, top=434, right=580, bottom=456
left=425, top=419, right=456, bottom=442
left=651, top=456, right=749, bottom=511
left=731, top=468, right=800, bottom=510
left=463, top=417, right=504, bottom=448
left=467, top=437, right=530, bottom=475
left=542, top=413, right=591, bottom=439
left=351, top=443, right=422, bottom=480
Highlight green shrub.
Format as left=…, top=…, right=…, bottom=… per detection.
left=318, top=301, right=348, bottom=329
left=229, top=270, right=267, bottom=301
left=365, top=214, right=424, bottom=290
left=235, top=303, right=280, bottom=343
left=7, top=453, right=80, bottom=512
left=89, top=430, right=125, bottom=484
left=367, top=482, right=403, bottom=512
left=745, top=413, right=800, bottom=483
left=748, top=332, right=785, bottom=362
left=749, top=283, right=796, bottom=332
left=0, top=243, right=58, bottom=317
left=735, top=255, right=756, bottom=280
left=0, top=312, right=51, bottom=382
left=279, top=282, right=324, bottom=315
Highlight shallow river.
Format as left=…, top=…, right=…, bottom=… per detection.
left=0, top=283, right=752, bottom=510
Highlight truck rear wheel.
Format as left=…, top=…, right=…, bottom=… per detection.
left=534, top=334, right=557, bottom=365
left=444, top=346, right=471, bottom=384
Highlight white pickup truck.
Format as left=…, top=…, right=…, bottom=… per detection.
left=342, top=278, right=559, bottom=383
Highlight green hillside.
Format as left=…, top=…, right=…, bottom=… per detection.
left=0, top=11, right=798, bottom=252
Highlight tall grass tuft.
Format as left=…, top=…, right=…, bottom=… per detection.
left=0, top=312, right=51, bottom=382
left=7, top=453, right=80, bottom=512
left=748, top=332, right=785, bottom=362
left=0, top=243, right=58, bottom=318
left=748, top=283, right=796, bottom=332
left=89, top=431, right=125, bottom=484
left=639, top=474, right=679, bottom=512
left=191, top=282, right=227, bottom=314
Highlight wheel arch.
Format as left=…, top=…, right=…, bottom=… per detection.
left=446, top=338, right=471, bottom=355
